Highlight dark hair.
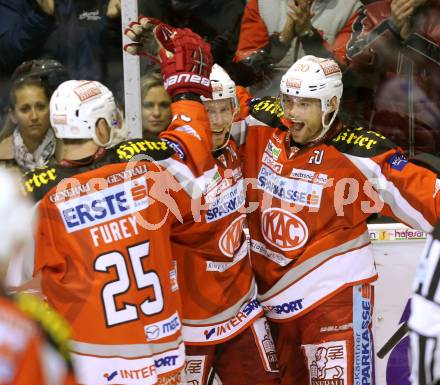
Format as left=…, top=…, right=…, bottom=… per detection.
left=9, top=77, right=51, bottom=109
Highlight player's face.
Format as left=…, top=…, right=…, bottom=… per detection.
left=142, top=86, right=172, bottom=136
left=12, top=85, right=50, bottom=142
left=282, top=95, right=323, bottom=145
left=204, top=98, right=234, bottom=149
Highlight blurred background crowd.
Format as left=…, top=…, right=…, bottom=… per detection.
left=1, top=0, right=439, bottom=172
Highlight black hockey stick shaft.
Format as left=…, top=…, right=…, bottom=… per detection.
left=377, top=322, right=408, bottom=359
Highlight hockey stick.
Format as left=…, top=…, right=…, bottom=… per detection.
left=376, top=322, right=408, bottom=359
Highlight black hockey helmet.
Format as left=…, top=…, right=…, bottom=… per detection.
left=169, top=0, right=208, bottom=12
left=11, top=59, right=70, bottom=95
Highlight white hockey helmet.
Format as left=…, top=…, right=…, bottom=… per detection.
left=0, top=170, right=33, bottom=268
left=50, top=80, right=121, bottom=147
left=201, top=64, right=238, bottom=109
left=280, top=55, right=343, bottom=136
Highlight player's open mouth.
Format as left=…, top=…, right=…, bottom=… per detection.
left=291, top=120, right=305, bottom=132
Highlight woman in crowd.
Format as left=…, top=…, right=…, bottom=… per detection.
left=0, top=59, right=67, bottom=171
left=141, top=70, right=172, bottom=139
left=0, top=76, right=55, bottom=171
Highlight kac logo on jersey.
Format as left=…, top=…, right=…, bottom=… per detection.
left=261, top=208, right=308, bottom=251
left=219, top=215, right=246, bottom=257
left=58, top=177, right=149, bottom=233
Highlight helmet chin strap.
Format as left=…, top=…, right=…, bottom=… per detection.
left=313, top=106, right=339, bottom=142
left=212, top=126, right=231, bottom=151
left=92, top=119, right=115, bottom=149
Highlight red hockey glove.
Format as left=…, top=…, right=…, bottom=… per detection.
left=124, top=16, right=213, bottom=98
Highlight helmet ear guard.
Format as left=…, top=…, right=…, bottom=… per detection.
left=50, top=80, right=121, bottom=148
left=280, top=55, right=343, bottom=138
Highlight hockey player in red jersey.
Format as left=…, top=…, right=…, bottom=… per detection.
left=124, top=17, right=280, bottom=385
left=237, top=55, right=440, bottom=385
left=19, top=25, right=219, bottom=385
left=173, top=64, right=280, bottom=385
left=0, top=169, right=75, bottom=385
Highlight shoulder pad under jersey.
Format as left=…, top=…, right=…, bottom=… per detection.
left=111, top=139, right=175, bottom=162
left=330, top=126, right=396, bottom=157
left=248, top=96, right=284, bottom=127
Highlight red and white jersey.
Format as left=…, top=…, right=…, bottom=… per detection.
left=242, top=115, right=440, bottom=322
left=172, top=137, right=262, bottom=345
left=21, top=101, right=216, bottom=384
left=0, top=293, right=73, bottom=385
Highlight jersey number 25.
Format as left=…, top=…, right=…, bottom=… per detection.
left=95, top=241, right=164, bottom=326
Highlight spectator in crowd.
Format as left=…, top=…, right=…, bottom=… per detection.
left=138, top=0, right=245, bottom=79
left=0, top=168, right=75, bottom=385
left=233, top=0, right=361, bottom=96
left=345, top=0, right=440, bottom=156
left=0, top=74, right=55, bottom=171
left=140, top=70, right=172, bottom=139
left=0, top=0, right=124, bottom=113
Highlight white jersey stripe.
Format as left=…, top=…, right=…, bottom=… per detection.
left=156, top=157, right=218, bottom=199
left=70, top=338, right=182, bottom=357
left=260, top=231, right=371, bottom=300
left=344, top=153, right=433, bottom=232
left=260, top=243, right=377, bottom=320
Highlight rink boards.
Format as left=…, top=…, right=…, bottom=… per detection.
left=370, top=223, right=426, bottom=385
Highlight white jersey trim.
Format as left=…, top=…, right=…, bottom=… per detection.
left=260, top=231, right=371, bottom=300
left=181, top=295, right=262, bottom=344
left=156, top=157, right=218, bottom=199
left=71, top=341, right=185, bottom=385
left=260, top=243, right=377, bottom=320
left=344, top=153, right=433, bottom=233
left=70, top=338, right=182, bottom=358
